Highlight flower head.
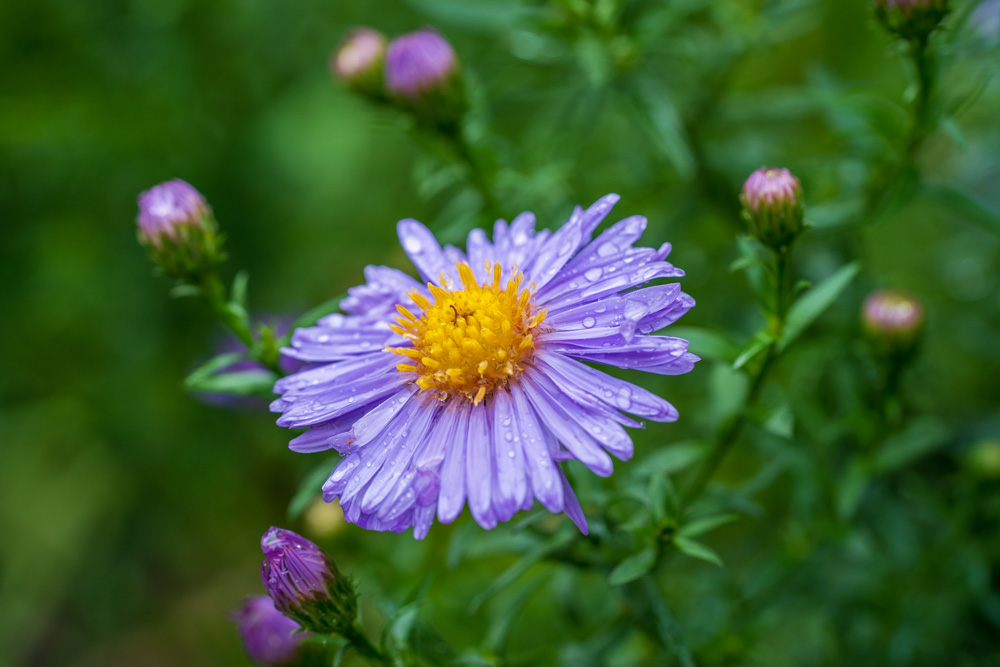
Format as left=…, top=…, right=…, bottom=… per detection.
left=260, top=527, right=358, bottom=634
left=862, top=288, right=925, bottom=353
left=385, top=29, right=463, bottom=126
left=272, top=195, right=698, bottom=538
left=233, top=596, right=306, bottom=667
left=136, top=179, right=223, bottom=281
left=332, top=28, right=387, bottom=95
left=874, top=0, right=950, bottom=38
left=740, top=167, right=804, bottom=250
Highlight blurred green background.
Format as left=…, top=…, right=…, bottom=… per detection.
left=2, top=0, right=999, bottom=665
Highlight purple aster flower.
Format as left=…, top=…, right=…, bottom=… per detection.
left=135, top=179, right=223, bottom=281
left=331, top=28, right=387, bottom=95
left=862, top=288, right=925, bottom=351
left=260, top=527, right=358, bottom=634
left=271, top=195, right=698, bottom=539
left=385, top=29, right=458, bottom=100
left=740, top=167, right=804, bottom=249
left=233, top=596, right=306, bottom=667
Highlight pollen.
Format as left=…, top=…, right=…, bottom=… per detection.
left=388, top=261, right=546, bottom=404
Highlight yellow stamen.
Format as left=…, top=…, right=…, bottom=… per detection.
left=388, top=261, right=545, bottom=403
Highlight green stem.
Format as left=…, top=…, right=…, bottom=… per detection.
left=682, top=247, right=790, bottom=506
left=445, top=129, right=501, bottom=223
left=906, top=34, right=934, bottom=158
left=337, top=621, right=391, bottom=666
left=197, top=272, right=283, bottom=376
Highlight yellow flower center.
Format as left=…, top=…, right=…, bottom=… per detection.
left=388, top=262, right=546, bottom=404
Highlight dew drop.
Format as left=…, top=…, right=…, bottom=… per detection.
left=582, top=316, right=597, bottom=329
left=502, top=417, right=511, bottom=427
left=584, top=267, right=603, bottom=282
left=318, top=334, right=330, bottom=343
left=594, top=304, right=607, bottom=313
left=366, top=461, right=372, bottom=468
left=597, top=242, right=617, bottom=257
left=508, top=450, right=515, bottom=458
left=403, top=235, right=423, bottom=253
left=504, top=432, right=513, bottom=442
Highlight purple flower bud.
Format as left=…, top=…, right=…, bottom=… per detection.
left=740, top=167, right=805, bottom=250
left=137, top=179, right=209, bottom=246
left=874, top=0, right=950, bottom=39
left=332, top=28, right=387, bottom=95
left=233, top=596, right=306, bottom=667
left=260, top=527, right=357, bottom=634
left=386, top=30, right=458, bottom=99
left=136, top=179, right=223, bottom=281
left=862, top=289, right=925, bottom=352
left=384, top=29, right=464, bottom=127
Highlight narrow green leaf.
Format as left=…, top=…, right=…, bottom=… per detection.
left=778, top=261, right=860, bottom=351
left=609, top=546, right=658, bottom=586
left=287, top=457, right=338, bottom=520
left=469, top=531, right=574, bottom=611
left=633, top=441, right=707, bottom=478
left=733, top=334, right=772, bottom=371
left=184, top=352, right=246, bottom=390
left=292, top=293, right=347, bottom=331
left=231, top=270, right=250, bottom=310
left=169, top=284, right=202, bottom=299
left=678, top=514, right=739, bottom=539
left=185, top=369, right=274, bottom=397
left=873, top=417, right=951, bottom=473
left=669, top=326, right=740, bottom=363
left=674, top=536, right=723, bottom=567
left=922, top=183, right=1000, bottom=236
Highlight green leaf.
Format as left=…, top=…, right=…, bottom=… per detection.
left=678, top=514, right=739, bottom=539
left=184, top=352, right=246, bottom=388
left=778, top=261, right=860, bottom=351
left=922, top=183, right=1000, bottom=236
left=169, top=284, right=202, bottom=299
left=674, top=536, right=723, bottom=567
left=469, top=530, right=574, bottom=611
left=609, top=546, right=658, bottom=586
left=873, top=417, right=951, bottom=473
left=185, top=369, right=274, bottom=397
left=648, top=474, right=679, bottom=523
left=668, top=326, right=740, bottom=363
left=231, top=270, right=249, bottom=310
left=733, top=332, right=773, bottom=371
left=291, top=293, right=347, bottom=331
left=287, top=457, right=338, bottom=520
left=633, top=441, right=707, bottom=478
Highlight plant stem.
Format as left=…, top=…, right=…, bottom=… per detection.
left=682, top=246, right=790, bottom=506
left=197, top=272, right=283, bottom=375
left=338, top=621, right=391, bottom=665
left=445, top=128, right=501, bottom=223
left=906, top=34, right=934, bottom=159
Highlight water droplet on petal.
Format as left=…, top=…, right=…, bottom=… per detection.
left=403, top=235, right=422, bottom=253
left=585, top=267, right=603, bottom=282
left=508, top=450, right=515, bottom=458
left=582, top=316, right=596, bottom=329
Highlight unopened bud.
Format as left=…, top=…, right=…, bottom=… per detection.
left=874, top=0, right=950, bottom=40
left=260, top=527, right=358, bottom=635
left=233, top=596, right=306, bottom=667
left=740, top=167, right=805, bottom=250
left=862, top=289, right=925, bottom=354
left=385, top=29, right=464, bottom=127
left=332, top=28, right=387, bottom=97
left=136, top=179, right=223, bottom=281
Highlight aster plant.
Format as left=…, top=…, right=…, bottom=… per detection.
left=271, top=194, right=697, bottom=537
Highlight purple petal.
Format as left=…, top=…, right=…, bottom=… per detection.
left=398, top=218, right=456, bottom=285
left=491, top=389, right=529, bottom=520
left=509, top=385, right=564, bottom=512
left=465, top=403, right=497, bottom=529
left=437, top=405, right=472, bottom=523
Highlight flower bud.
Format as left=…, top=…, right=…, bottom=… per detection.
left=874, top=0, right=950, bottom=40
left=862, top=289, right=925, bottom=354
left=260, top=527, right=358, bottom=635
left=385, top=29, right=464, bottom=128
left=136, top=179, right=223, bottom=282
left=740, top=167, right=805, bottom=250
left=331, top=28, right=387, bottom=97
left=233, top=596, right=306, bottom=666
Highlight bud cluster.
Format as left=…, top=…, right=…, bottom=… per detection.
left=260, top=527, right=359, bottom=636
left=136, top=179, right=224, bottom=282
left=874, top=0, right=950, bottom=40
left=740, top=167, right=805, bottom=251
left=331, top=27, right=464, bottom=128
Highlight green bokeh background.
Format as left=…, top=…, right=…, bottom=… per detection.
left=2, top=0, right=999, bottom=665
